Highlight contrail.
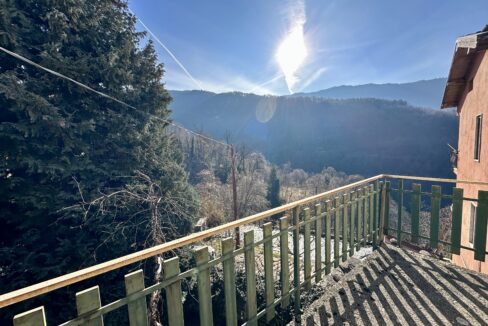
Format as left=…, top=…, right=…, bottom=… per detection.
left=129, top=9, right=204, bottom=90
left=248, top=74, right=283, bottom=93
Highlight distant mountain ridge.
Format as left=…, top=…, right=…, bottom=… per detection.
left=292, top=78, right=447, bottom=109
left=169, top=90, right=457, bottom=178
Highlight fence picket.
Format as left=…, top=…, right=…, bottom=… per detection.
left=334, top=197, right=341, bottom=267
left=356, top=190, right=363, bottom=251
left=342, top=193, right=348, bottom=262
left=451, top=188, right=464, bottom=255
left=397, top=180, right=404, bottom=246
left=164, top=257, right=184, bottom=326
left=124, top=270, right=149, bottom=326
left=474, top=191, right=488, bottom=262
left=13, top=307, right=47, bottom=326
left=222, top=238, right=238, bottom=326
left=350, top=191, right=356, bottom=256
left=325, top=201, right=332, bottom=275
left=430, top=185, right=441, bottom=249
left=303, top=208, right=312, bottom=290
left=292, top=207, right=301, bottom=321
left=195, top=247, right=213, bottom=326
left=384, top=181, right=391, bottom=235
left=263, top=223, right=275, bottom=322
left=244, top=230, right=258, bottom=324
left=279, top=217, right=290, bottom=308
left=76, top=286, right=103, bottom=326
left=314, top=205, right=322, bottom=282
left=411, top=183, right=421, bottom=244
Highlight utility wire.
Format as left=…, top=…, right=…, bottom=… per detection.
left=0, top=46, right=230, bottom=148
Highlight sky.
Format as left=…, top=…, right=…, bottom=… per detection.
left=129, top=0, right=488, bottom=95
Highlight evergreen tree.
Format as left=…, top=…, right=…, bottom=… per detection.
left=0, top=0, right=196, bottom=323
left=267, top=167, right=281, bottom=209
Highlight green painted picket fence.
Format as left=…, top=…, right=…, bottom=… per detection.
left=3, top=175, right=488, bottom=326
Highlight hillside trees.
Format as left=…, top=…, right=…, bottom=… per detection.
left=0, top=1, right=196, bottom=323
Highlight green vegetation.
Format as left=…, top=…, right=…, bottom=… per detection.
left=170, top=91, right=458, bottom=178
left=0, top=1, right=196, bottom=323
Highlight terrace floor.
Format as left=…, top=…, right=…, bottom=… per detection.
left=293, top=243, right=488, bottom=326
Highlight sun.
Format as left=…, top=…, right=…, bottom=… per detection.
left=276, top=24, right=307, bottom=93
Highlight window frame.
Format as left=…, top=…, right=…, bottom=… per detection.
left=474, top=114, right=482, bottom=161
left=468, top=202, right=477, bottom=247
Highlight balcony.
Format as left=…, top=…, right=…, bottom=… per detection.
left=1, top=175, right=487, bottom=325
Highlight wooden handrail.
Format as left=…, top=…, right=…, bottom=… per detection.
left=1, top=173, right=487, bottom=309
left=0, top=174, right=383, bottom=308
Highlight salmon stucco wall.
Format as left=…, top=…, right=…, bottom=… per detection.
left=451, top=50, right=488, bottom=274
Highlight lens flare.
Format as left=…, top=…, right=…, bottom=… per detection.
left=276, top=24, right=307, bottom=93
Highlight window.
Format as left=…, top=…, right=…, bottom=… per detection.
left=469, top=202, right=477, bottom=246
left=474, top=114, right=482, bottom=161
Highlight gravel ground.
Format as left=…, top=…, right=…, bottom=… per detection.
left=289, top=243, right=488, bottom=326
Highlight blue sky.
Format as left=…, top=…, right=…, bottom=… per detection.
left=129, top=0, right=487, bottom=95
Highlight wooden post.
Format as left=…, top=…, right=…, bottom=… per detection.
left=350, top=191, right=356, bottom=256
left=356, top=190, right=363, bottom=251
left=163, top=257, right=184, bottom=326
left=303, top=208, right=311, bottom=290
left=222, top=238, right=238, bottom=326
left=451, top=188, right=464, bottom=255
left=244, top=230, right=258, bottom=325
left=334, top=197, right=341, bottom=267
left=373, top=180, right=380, bottom=248
left=76, top=286, right=103, bottom=326
left=411, top=184, right=421, bottom=244
left=363, top=187, right=369, bottom=246
left=314, top=204, right=322, bottom=282
left=124, top=270, right=149, bottom=326
left=263, top=223, right=275, bottom=322
left=384, top=181, right=391, bottom=235
left=369, top=184, right=374, bottom=243
left=325, top=201, right=332, bottom=275
left=397, top=180, right=404, bottom=247
left=474, top=191, right=488, bottom=262
left=430, top=185, right=441, bottom=249
left=292, top=207, right=301, bottom=321
left=379, top=182, right=386, bottom=242
left=342, top=193, right=348, bottom=262
left=230, top=145, right=240, bottom=248
left=195, top=247, right=213, bottom=326
left=13, top=307, right=47, bottom=326
left=279, top=217, right=290, bottom=307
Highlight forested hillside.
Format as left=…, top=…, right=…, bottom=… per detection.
left=292, top=78, right=447, bottom=109
left=170, top=91, right=458, bottom=178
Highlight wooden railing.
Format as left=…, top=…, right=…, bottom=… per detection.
left=2, top=174, right=488, bottom=325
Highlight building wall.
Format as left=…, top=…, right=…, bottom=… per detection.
left=452, top=50, right=488, bottom=274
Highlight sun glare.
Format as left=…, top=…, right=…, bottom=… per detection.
left=276, top=24, right=307, bottom=93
